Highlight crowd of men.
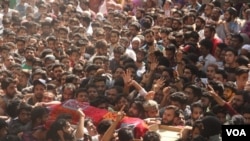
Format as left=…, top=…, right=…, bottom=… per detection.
left=0, top=0, right=250, bottom=141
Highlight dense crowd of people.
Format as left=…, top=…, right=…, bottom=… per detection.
left=0, top=0, right=250, bottom=140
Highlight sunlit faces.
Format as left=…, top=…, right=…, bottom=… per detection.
left=162, top=108, right=175, bottom=125
left=42, top=91, right=55, bottom=102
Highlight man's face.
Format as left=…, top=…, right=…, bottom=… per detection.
left=224, top=51, right=236, bottom=64
left=42, top=25, right=51, bottom=34
left=76, top=92, right=88, bottom=102
left=136, top=10, right=142, bottom=19
left=47, top=40, right=55, bottom=49
left=229, top=37, right=241, bottom=49
left=4, top=56, right=15, bottom=69
left=243, top=113, right=250, bottom=125
left=6, top=83, right=17, bottom=98
left=195, top=19, right=203, bottom=30
left=25, top=49, right=35, bottom=61
left=214, top=73, right=224, bottom=83
left=172, top=20, right=180, bottom=31
left=129, top=25, right=138, bottom=37
left=106, top=88, right=117, bottom=104
left=63, top=88, right=74, bottom=101
left=191, top=107, right=203, bottom=120
left=94, top=81, right=106, bottom=95
left=184, top=87, right=195, bottom=104
left=236, top=73, right=249, bottom=89
left=204, top=27, right=213, bottom=39
left=146, top=109, right=159, bottom=118
left=211, top=9, right=221, bottom=21
left=87, top=87, right=98, bottom=101
left=93, top=59, right=104, bottom=68
left=86, top=121, right=97, bottom=136
left=230, top=95, right=244, bottom=110
left=34, top=84, right=45, bottom=100
left=183, top=68, right=193, bottom=81
left=204, top=5, right=212, bottom=17
left=145, top=32, right=154, bottom=45
left=216, top=113, right=226, bottom=124
left=132, top=40, right=140, bottom=51
left=164, top=18, right=172, bottom=28
left=128, top=103, right=140, bottom=117
left=206, top=66, right=216, bottom=80
left=201, top=97, right=210, bottom=108
left=53, top=66, right=64, bottom=80
left=19, top=109, right=31, bottom=124
left=224, top=11, right=232, bottom=22
left=110, top=33, right=119, bottom=44
left=223, top=88, right=234, bottom=101
left=162, top=109, right=175, bottom=125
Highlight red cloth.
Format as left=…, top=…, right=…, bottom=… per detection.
left=211, top=37, right=222, bottom=56
left=46, top=99, right=149, bottom=139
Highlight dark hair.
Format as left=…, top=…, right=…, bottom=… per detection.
left=224, top=81, right=237, bottom=93
left=235, top=66, right=249, bottom=76
left=75, top=88, right=88, bottom=98
left=170, top=92, right=188, bottom=105
left=184, top=64, right=198, bottom=75
left=183, top=84, right=202, bottom=100
left=204, top=24, right=216, bottom=33
left=46, top=118, right=73, bottom=141
left=61, top=83, right=76, bottom=101
left=31, top=106, right=49, bottom=123
left=143, top=131, right=161, bottom=141
left=96, top=119, right=112, bottom=135
left=236, top=55, right=249, bottom=67
left=191, top=102, right=203, bottom=112
left=130, top=101, right=145, bottom=119
left=225, top=47, right=237, bottom=56
left=1, top=77, right=16, bottom=90
left=118, top=127, right=134, bottom=141
left=215, top=69, right=228, bottom=80
left=199, top=38, right=213, bottom=53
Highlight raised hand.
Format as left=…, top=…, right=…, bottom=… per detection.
left=152, top=77, right=166, bottom=92
left=176, top=50, right=183, bottom=62
left=122, top=69, right=133, bottom=85
left=145, top=91, right=155, bottom=100
left=150, top=56, right=159, bottom=71
left=162, top=86, right=171, bottom=96
left=77, top=108, right=85, bottom=118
